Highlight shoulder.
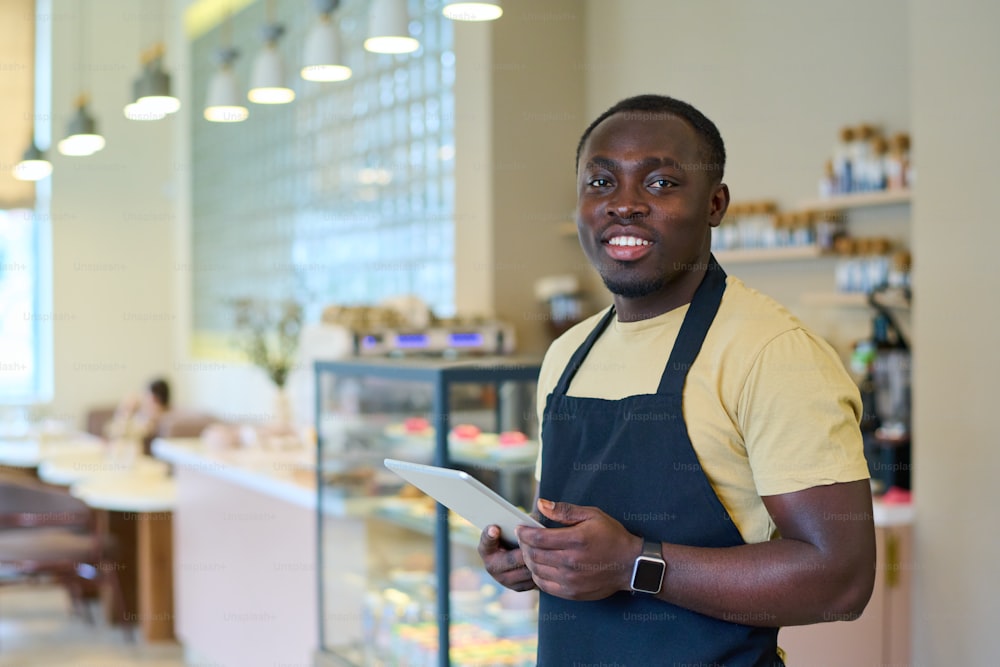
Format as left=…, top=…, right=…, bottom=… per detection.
left=537, top=306, right=612, bottom=395
left=716, top=276, right=803, bottom=340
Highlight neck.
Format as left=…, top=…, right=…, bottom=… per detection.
left=613, top=251, right=713, bottom=322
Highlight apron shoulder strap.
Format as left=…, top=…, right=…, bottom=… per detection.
left=551, top=306, right=616, bottom=397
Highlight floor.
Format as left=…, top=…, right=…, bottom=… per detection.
left=0, top=583, right=186, bottom=667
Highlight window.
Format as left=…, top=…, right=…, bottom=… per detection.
left=190, top=0, right=456, bottom=338
left=0, top=208, right=52, bottom=404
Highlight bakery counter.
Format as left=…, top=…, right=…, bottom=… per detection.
left=151, top=437, right=317, bottom=508
left=150, top=437, right=326, bottom=667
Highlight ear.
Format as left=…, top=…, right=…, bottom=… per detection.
left=708, top=182, right=730, bottom=228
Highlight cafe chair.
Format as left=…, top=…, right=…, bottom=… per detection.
left=0, top=472, right=132, bottom=638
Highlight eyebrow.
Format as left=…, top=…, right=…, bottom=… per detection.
left=583, top=156, right=684, bottom=172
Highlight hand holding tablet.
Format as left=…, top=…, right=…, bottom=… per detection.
left=384, top=458, right=543, bottom=547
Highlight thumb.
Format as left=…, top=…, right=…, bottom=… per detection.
left=536, top=498, right=591, bottom=525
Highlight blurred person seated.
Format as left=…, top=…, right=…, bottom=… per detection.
left=103, top=378, right=171, bottom=456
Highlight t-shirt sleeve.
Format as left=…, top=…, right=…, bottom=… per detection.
left=738, top=328, right=870, bottom=497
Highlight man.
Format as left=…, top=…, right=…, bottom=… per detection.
left=478, top=95, right=875, bottom=665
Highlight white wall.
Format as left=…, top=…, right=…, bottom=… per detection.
left=909, top=1, right=1000, bottom=663
left=47, top=0, right=176, bottom=424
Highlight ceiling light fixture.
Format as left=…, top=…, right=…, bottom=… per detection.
left=442, top=1, right=503, bottom=21
left=124, top=50, right=167, bottom=121
left=364, top=0, right=420, bottom=54
left=248, top=22, right=295, bottom=104
left=12, top=138, right=53, bottom=182
left=58, top=96, right=106, bottom=156
left=301, top=0, right=351, bottom=82
left=137, top=44, right=181, bottom=115
left=204, top=46, right=249, bottom=122
left=59, top=4, right=104, bottom=156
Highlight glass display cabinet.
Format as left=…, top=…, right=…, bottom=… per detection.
left=314, top=357, right=542, bottom=667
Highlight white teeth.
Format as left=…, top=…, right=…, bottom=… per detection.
left=608, top=236, right=651, bottom=247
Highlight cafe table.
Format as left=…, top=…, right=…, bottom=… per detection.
left=69, top=468, right=177, bottom=642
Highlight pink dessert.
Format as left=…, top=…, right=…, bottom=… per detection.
left=451, top=424, right=482, bottom=440
left=498, top=431, right=528, bottom=446
left=404, top=417, right=431, bottom=433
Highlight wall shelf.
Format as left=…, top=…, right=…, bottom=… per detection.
left=801, top=289, right=910, bottom=309
left=714, top=244, right=826, bottom=264
left=798, top=189, right=912, bottom=211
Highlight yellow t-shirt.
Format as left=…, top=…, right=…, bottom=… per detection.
left=535, top=276, right=869, bottom=544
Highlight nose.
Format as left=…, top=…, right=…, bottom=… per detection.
left=606, top=182, right=649, bottom=220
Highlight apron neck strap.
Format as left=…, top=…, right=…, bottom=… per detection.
left=551, top=255, right=728, bottom=398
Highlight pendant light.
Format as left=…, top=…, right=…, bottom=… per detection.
left=442, top=1, right=503, bottom=21
left=58, top=4, right=104, bottom=156
left=58, top=95, right=106, bottom=156
left=13, top=11, right=52, bottom=181
left=137, top=44, right=181, bottom=115
left=204, top=47, right=249, bottom=122
left=364, top=0, right=420, bottom=54
left=13, top=138, right=53, bottom=182
left=248, top=22, right=295, bottom=104
left=301, top=0, right=351, bottom=82
left=124, top=49, right=167, bottom=121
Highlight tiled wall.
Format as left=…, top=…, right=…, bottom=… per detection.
left=190, top=0, right=455, bottom=333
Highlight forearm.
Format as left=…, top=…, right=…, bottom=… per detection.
left=654, top=535, right=871, bottom=627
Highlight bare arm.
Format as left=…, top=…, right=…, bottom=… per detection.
left=516, top=479, right=875, bottom=627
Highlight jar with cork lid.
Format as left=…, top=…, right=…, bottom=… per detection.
left=887, top=133, right=911, bottom=190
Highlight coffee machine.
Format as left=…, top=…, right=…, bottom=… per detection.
left=860, top=294, right=912, bottom=491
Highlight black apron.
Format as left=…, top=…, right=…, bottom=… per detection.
left=537, top=257, right=783, bottom=666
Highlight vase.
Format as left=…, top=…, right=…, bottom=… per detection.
left=271, top=385, right=295, bottom=434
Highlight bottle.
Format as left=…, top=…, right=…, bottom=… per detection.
left=758, top=201, right=779, bottom=248
left=888, top=250, right=912, bottom=290
left=814, top=209, right=845, bottom=252
left=792, top=211, right=815, bottom=247
left=867, top=238, right=893, bottom=291
left=887, top=133, right=911, bottom=190
left=834, top=236, right=856, bottom=293
left=851, top=124, right=877, bottom=192
left=833, top=127, right=855, bottom=194
left=869, top=136, right=889, bottom=191
left=819, top=159, right=836, bottom=198
left=772, top=212, right=790, bottom=247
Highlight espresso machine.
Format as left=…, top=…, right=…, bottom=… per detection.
left=861, top=297, right=912, bottom=492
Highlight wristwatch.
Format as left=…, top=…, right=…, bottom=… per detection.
left=630, top=539, right=666, bottom=594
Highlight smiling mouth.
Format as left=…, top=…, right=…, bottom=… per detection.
left=606, top=236, right=652, bottom=247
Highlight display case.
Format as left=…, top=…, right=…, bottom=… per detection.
left=314, top=357, right=542, bottom=667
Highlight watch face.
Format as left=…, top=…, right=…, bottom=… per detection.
left=631, top=556, right=665, bottom=594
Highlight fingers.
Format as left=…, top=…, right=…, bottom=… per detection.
left=535, top=498, right=599, bottom=526
left=479, top=525, right=537, bottom=592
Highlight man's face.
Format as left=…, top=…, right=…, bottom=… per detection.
left=575, top=112, right=727, bottom=307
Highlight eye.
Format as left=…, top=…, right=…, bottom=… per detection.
left=587, top=177, right=613, bottom=188
left=649, top=178, right=675, bottom=189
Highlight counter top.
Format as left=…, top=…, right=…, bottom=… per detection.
left=38, top=449, right=168, bottom=487
left=872, top=498, right=915, bottom=527
left=71, top=473, right=176, bottom=513
left=152, top=438, right=318, bottom=509
left=0, top=434, right=103, bottom=468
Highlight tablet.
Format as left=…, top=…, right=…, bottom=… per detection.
left=383, top=458, right=542, bottom=547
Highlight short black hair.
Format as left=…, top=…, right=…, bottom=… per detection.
left=148, top=378, right=170, bottom=409
left=575, top=94, right=726, bottom=180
